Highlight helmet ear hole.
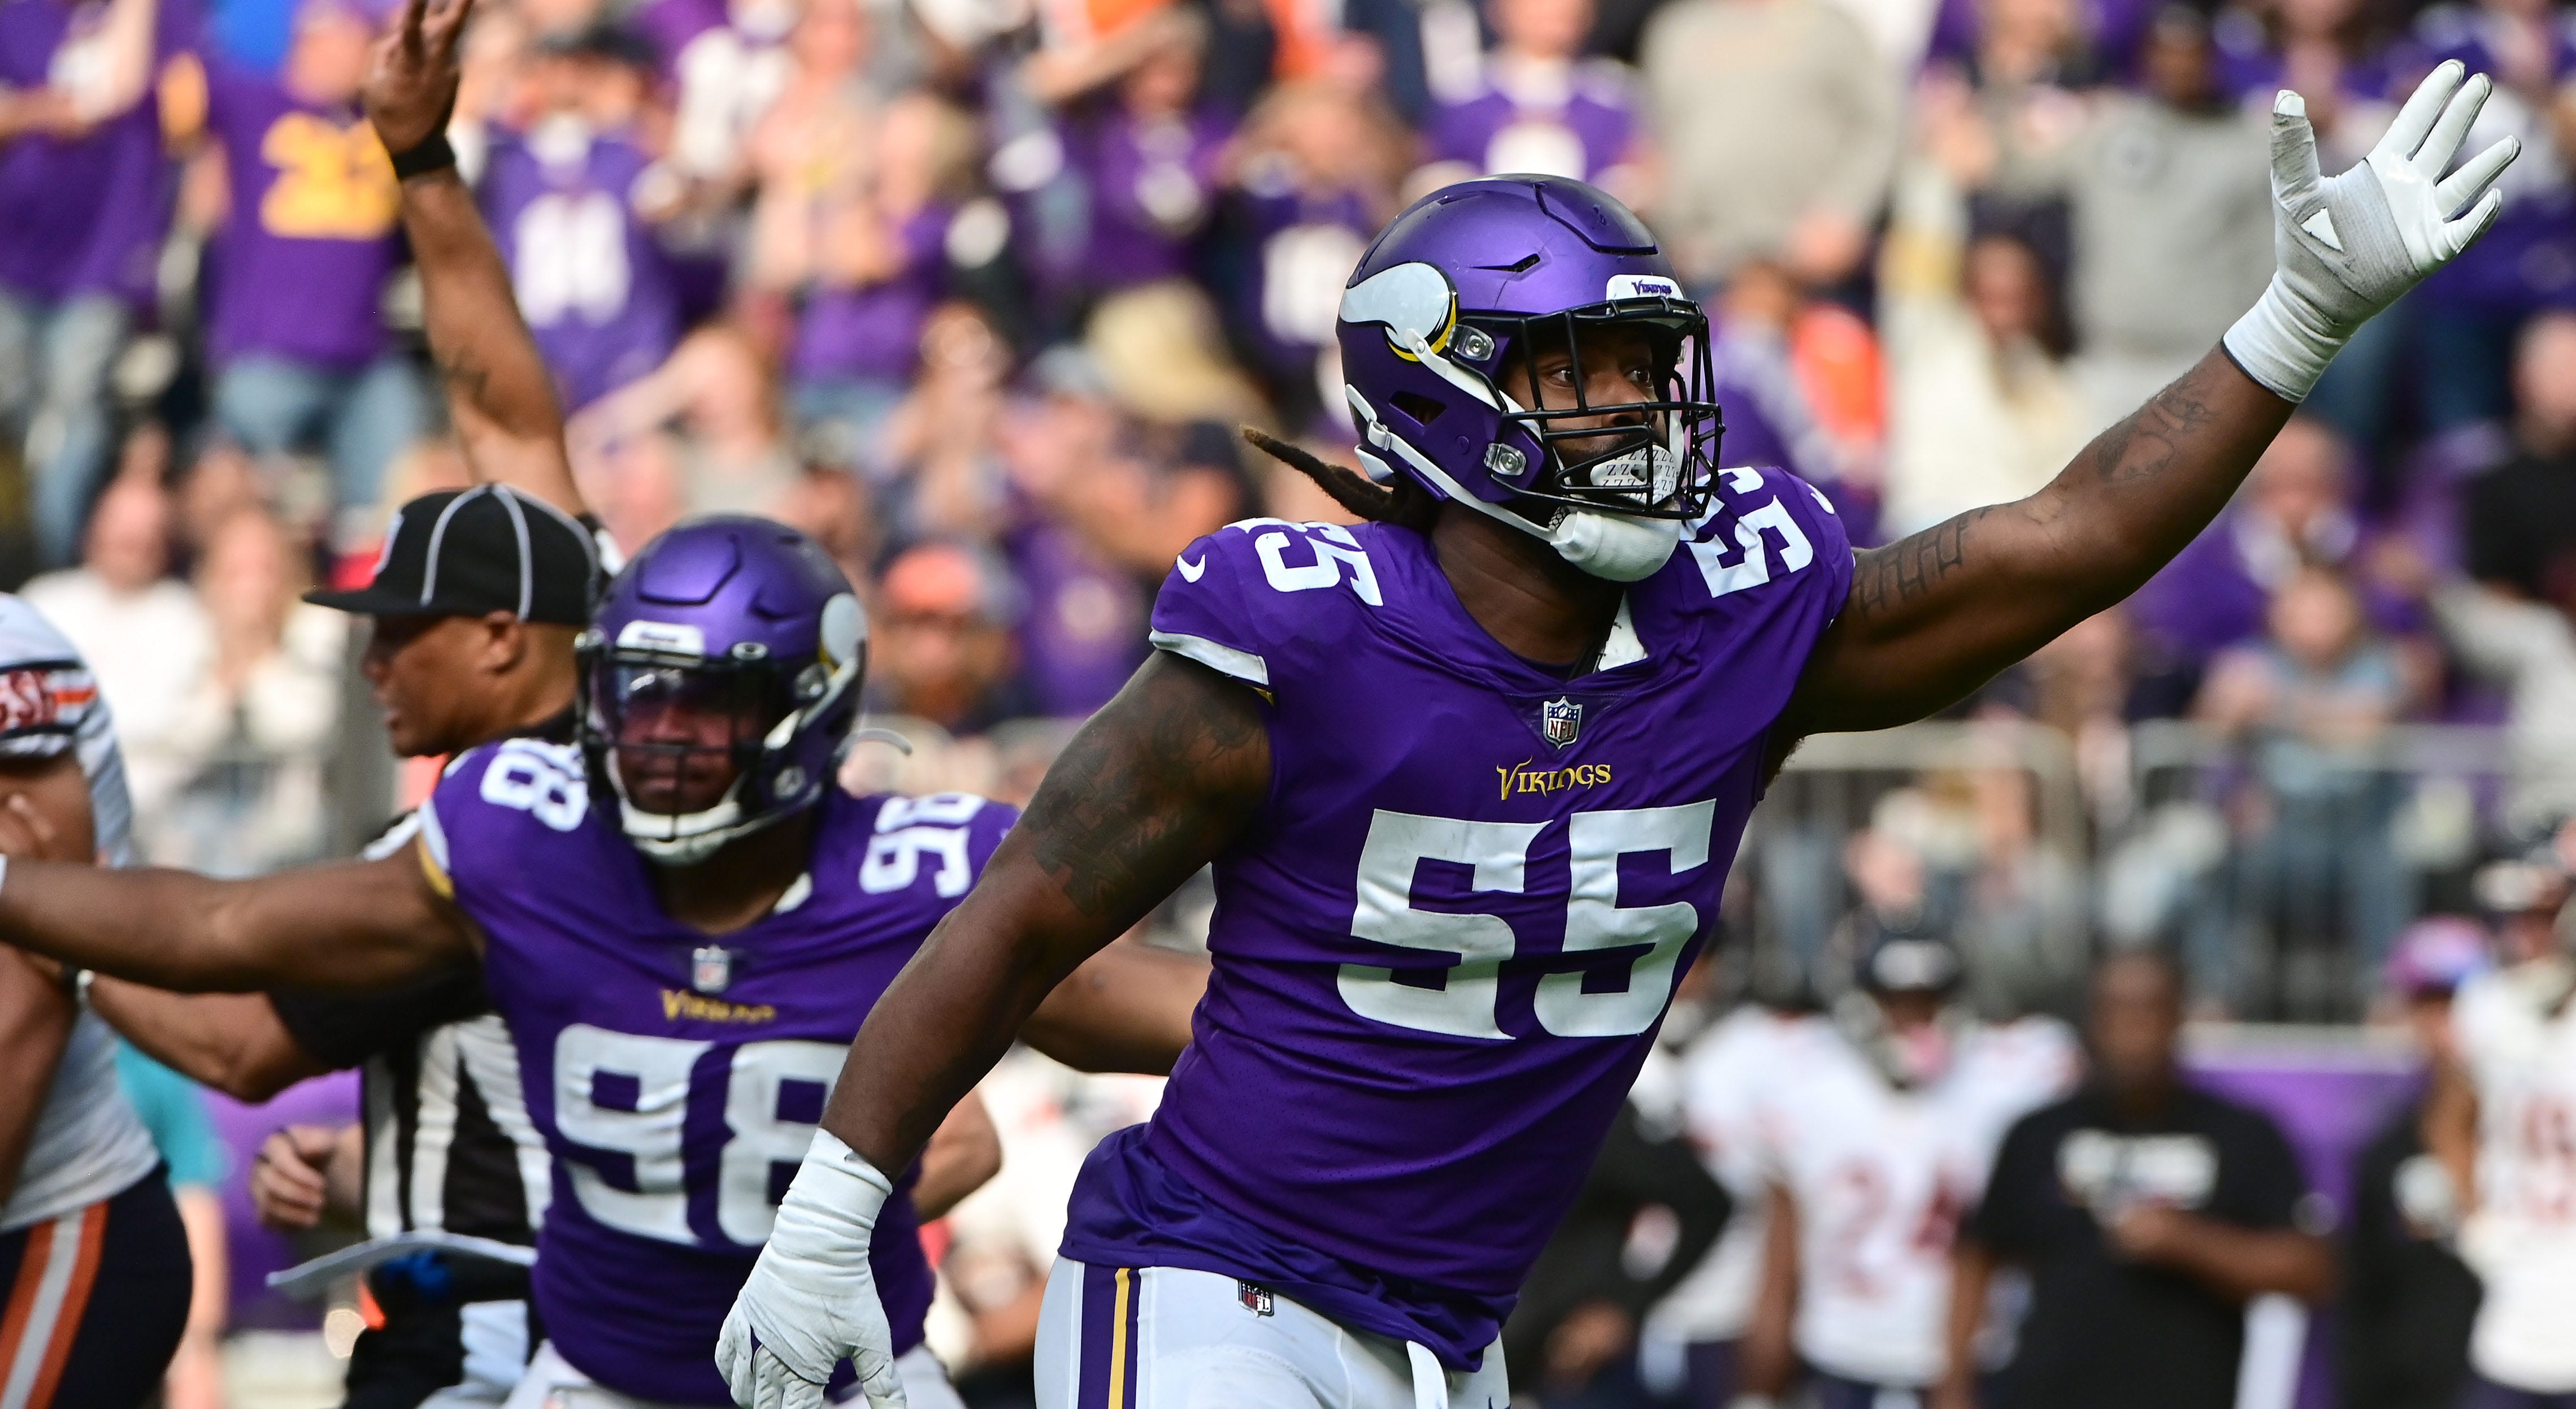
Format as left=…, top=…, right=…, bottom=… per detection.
left=1389, top=391, right=1446, bottom=427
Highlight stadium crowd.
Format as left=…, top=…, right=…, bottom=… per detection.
left=4, top=0, right=2576, bottom=1401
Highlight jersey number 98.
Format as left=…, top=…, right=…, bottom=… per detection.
left=550, top=1026, right=844, bottom=1248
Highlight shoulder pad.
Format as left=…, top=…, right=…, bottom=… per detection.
left=1675, top=464, right=1853, bottom=609
left=1149, top=518, right=1388, bottom=689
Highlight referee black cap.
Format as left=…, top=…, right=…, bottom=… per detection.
left=305, top=486, right=598, bottom=626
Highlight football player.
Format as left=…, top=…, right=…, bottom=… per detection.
left=1739, top=937, right=2075, bottom=1407
left=0, top=597, right=192, bottom=1408
left=0, top=6, right=1209, bottom=1409
left=2426, top=907, right=2576, bottom=1407
left=720, top=58, right=2517, bottom=1409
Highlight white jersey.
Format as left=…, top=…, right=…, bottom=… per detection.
left=1649, top=1006, right=1822, bottom=1344
left=1753, top=1013, right=2078, bottom=1386
left=0, top=596, right=162, bottom=1232
left=2455, top=960, right=2576, bottom=1392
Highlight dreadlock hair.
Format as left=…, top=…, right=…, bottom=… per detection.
left=1241, top=428, right=1441, bottom=534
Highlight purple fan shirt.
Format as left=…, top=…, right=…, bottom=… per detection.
left=2403, top=10, right=2576, bottom=317
left=201, top=61, right=400, bottom=367
left=1235, top=171, right=1378, bottom=379
left=1066, top=105, right=1230, bottom=290
left=479, top=123, right=683, bottom=410
left=1061, top=463, right=1854, bottom=1368
left=420, top=739, right=1016, bottom=1404
left=1426, top=58, right=1635, bottom=184
left=0, top=0, right=190, bottom=308
left=789, top=203, right=951, bottom=387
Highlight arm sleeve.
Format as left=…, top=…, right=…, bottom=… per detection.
left=267, top=965, right=490, bottom=1070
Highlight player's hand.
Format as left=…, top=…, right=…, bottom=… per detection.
left=716, top=1130, right=907, bottom=1409
left=2224, top=60, right=2518, bottom=402
left=251, top=1125, right=342, bottom=1232
left=361, top=0, right=471, bottom=158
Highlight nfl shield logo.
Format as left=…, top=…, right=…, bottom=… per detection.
left=690, top=945, right=733, bottom=995
left=1541, top=697, right=1582, bottom=748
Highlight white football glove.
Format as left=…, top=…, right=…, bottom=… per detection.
left=716, top=1130, right=908, bottom=1409
left=2223, top=59, right=2521, bottom=402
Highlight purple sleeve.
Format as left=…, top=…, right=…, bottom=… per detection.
left=1147, top=524, right=1274, bottom=690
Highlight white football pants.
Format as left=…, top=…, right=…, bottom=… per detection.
left=1032, top=1258, right=1510, bottom=1409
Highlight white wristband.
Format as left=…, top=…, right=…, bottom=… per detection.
left=781, top=1129, right=893, bottom=1234
left=2221, top=273, right=2351, bottom=404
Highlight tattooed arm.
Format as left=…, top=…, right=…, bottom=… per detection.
left=1778, top=349, right=2290, bottom=738
left=362, top=0, right=587, bottom=519
left=816, top=653, right=1269, bottom=1170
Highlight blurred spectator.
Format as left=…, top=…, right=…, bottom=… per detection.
left=865, top=540, right=1036, bottom=735
left=2340, top=917, right=2487, bottom=1409
left=992, top=349, right=1153, bottom=718
left=0, top=0, right=182, bottom=567
left=769, top=87, right=984, bottom=459
left=1879, top=105, right=2086, bottom=537
left=570, top=322, right=802, bottom=518
left=2431, top=567, right=2576, bottom=840
left=1050, top=10, right=1232, bottom=298
left=1940, top=949, right=2332, bottom=1409
left=481, top=24, right=688, bottom=411
left=1418, top=0, right=1642, bottom=195
left=2401, top=0, right=2576, bottom=433
left=878, top=300, right=1013, bottom=544
left=653, top=0, right=797, bottom=184
left=1502, top=1096, right=1727, bottom=1409
left=2134, top=416, right=2371, bottom=679
left=1638, top=0, right=1896, bottom=291
left=1228, top=76, right=1411, bottom=425
left=20, top=469, right=214, bottom=821
left=2002, top=5, right=2274, bottom=430
left=148, top=506, right=344, bottom=872
left=197, top=0, right=428, bottom=547
left=2460, top=310, right=2576, bottom=601
left=2192, top=565, right=2410, bottom=1013
left=111, top=1042, right=231, bottom=1409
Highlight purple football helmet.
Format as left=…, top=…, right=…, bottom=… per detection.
left=1337, top=175, right=1723, bottom=524
left=576, top=517, right=866, bottom=863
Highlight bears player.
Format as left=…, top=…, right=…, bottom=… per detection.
left=722, top=62, right=2517, bottom=1409
left=2427, top=921, right=2576, bottom=1406
left=0, top=598, right=192, bottom=1408
left=1739, top=937, right=2075, bottom=1407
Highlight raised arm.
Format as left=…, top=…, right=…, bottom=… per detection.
left=361, top=0, right=585, bottom=520
left=1781, top=64, right=2517, bottom=738
left=0, top=840, right=474, bottom=994
left=722, top=652, right=1267, bottom=1408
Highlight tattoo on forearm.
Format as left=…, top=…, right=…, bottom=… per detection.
left=1022, top=664, right=1266, bottom=920
left=2086, top=367, right=2220, bottom=488
left=1852, top=509, right=1980, bottom=620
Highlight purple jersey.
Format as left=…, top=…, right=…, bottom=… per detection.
left=479, top=122, right=684, bottom=409
left=0, top=0, right=188, bottom=307
left=201, top=61, right=400, bottom=368
left=1067, top=106, right=1230, bottom=291
left=1426, top=58, right=1635, bottom=184
left=1062, top=465, right=1854, bottom=1367
left=419, top=739, right=1015, bottom=1404
left=2404, top=9, right=2576, bottom=316
left=788, top=203, right=950, bottom=387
